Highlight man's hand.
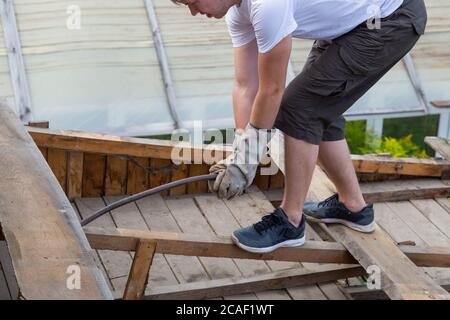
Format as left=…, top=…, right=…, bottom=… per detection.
left=209, top=123, right=273, bottom=199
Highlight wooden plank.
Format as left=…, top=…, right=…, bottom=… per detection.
left=0, top=0, right=32, bottom=122
left=84, top=226, right=450, bottom=268
left=425, top=137, right=450, bottom=160
left=75, top=198, right=133, bottom=283
left=47, top=149, right=68, bottom=192
left=431, top=101, right=450, bottom=109
left=268, top=135, right=450, bottom=299
left=135, top=194, right=211, bottom=286
left=308, top=168, right=450, bottom=300
left=0, top=105, right=112, bottom=299
left=28, top=127, right=229, bottom=161
left=265, top=179, right=450, bottom=204
left=104, top=196, right=179, bottom=291
left=149, top=158, right=171, bottom=196
left=269, top=170, right=285, bottom=189
left=26, top=121, right=49, bottom=129
left=165, top=196, right=258, bottom=299
left=82, top=153, right=106, bottom=197
left=28, top=128, right=450, bottom=177
left=351, top=154, right=450, bottom=177
left=145, top=265, right=365, bottom=300
left=67, top=152, right=84, bottom=199
left=105, top=156, right=128, bottom=196
left=410, top=199, right=450, bottom=239
left=254, top=168, right=270, bottom=190
left=187, top=164, right=209, bottom=194
left=247, top=187, right=347, bottom=300
left=194, top=194, right=290, bottom=299
left=169, top=164, right=188, bottom=196
left=123, top=240, right=157, bottom=300
left=126, top=157, right=149, bottom=195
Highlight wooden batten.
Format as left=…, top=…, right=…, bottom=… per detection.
left=0, top=105, right=112, bottom=299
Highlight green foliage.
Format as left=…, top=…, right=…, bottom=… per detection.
left=345, top=120, right=429, bottom=158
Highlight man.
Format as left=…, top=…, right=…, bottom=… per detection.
left=172, top=0, right=427, bottom=253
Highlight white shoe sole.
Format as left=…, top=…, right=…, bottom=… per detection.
left=305, top=215, right=375, bottom=233
left=231, top=233, right=306, bottom=254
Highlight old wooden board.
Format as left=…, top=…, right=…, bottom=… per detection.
left=425, top=137, right=450, bottom=160
left=164, top=196, right=258, bottom=299
left=103, top=196, right=179, bottom=293
left=194, top=193, right=292, bottom=299
left=134, top=194, right=213, bottom=289
left=0, top=104, right=112, bottom=299
left=269, top=132, right=450, bottom=300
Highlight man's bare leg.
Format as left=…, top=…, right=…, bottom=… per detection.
left=280, top=135, right=319, bottom=227
left=318, top=139, right=366, bottom=212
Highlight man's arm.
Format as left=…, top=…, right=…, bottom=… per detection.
left=232, top=39, right=259, bottom=129
left=250, top=35, right=292, bottom=129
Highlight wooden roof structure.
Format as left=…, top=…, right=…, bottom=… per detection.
left=2, top=104, right=450, bottom=299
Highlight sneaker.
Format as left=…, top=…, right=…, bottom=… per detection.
left=231, top=207, right=306, bottom=253
left=303, top=194, right=375, bottom=233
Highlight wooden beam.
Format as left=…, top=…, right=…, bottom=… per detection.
left=0, top=0, right=32, bottom=122
left=143, top=265, right=365, bottom=300
left=431, top=101, right=450, bottom=109
left=27, top=127, right=230, bottom=162
left=351, top=154, right=450, bottom=177
left=83, top=227, right=450, bottom=268
left=269, top=132, right=450, bottom=300
left=0, top=104, right=112, bottom=299
left=123, top=240, right=157, bottom=300
left=265, top=178, right=450, bottom=205
left=85, top=227, right=357, bottom=264
left=425, top=136, right=450, bottom=161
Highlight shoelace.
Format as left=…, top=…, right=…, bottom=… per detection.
left=318, top=194, right=340, bottom=208
left=253, top=213, right=283, bottom=235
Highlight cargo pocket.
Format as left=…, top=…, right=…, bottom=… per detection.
left=337, top=29, right=385, bottom=76
left=301, top=64, right=349, bottom=98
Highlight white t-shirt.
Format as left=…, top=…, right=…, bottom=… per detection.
left=225, top=0, right=403, bottom=53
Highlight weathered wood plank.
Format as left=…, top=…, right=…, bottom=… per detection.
left=28, top=127, right=229, bottom=161
left=169, top=164, right=188, bottom=196
left=165, top=196, right=257, bottom=299
left=104, top=195, right=179, bottom=291
left=123, top=240, right=157, bottom=300
left=187, top=164, right=209, bottom=194
left=105, top=156, right=128, bottom=196
left=194, top=194, right=288, bottom=299
left=0, top=104, right=111, bottom=299
left=269, top=133, right=450, bottom=299
left=75, top=198, right=133, bottom=283
left=425, top=137, right=450, bottom=160
left=135, top=194, right=210, bottom=286
left=149, top=158, right=171, bottom=196
left=145, top=265, right=364, bottom=300
left=126, top=157, right=149, bottom=195
left=67, top=152, right=84, bottom=199
left=82, top=153, right=106, bottom=197
left=47, top=149, right=68, bottom=192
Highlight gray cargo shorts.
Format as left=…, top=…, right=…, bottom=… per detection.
left=274, top=0, right=427, bottom=145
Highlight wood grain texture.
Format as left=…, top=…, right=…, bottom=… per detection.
left=123, top=240, right=157, bottom=300
left=0, top=104, right=112, bottom=299
left=67, top=151, right=84, bottom=199
left=82, top=153, right=106, bottom=197
left=47, top=149, right=68, bottom=192
left=126, top=157, right=149, bottom=195
left=105, top=156, right=128, bottom=196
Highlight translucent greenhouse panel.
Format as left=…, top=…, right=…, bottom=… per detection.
left=154, top=0, right=235, bottom=129
left=13, top=0, right=172, bottom=136
left=0, top=20, right=16, bottom=112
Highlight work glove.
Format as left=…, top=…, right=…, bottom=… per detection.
left=209, top=123, right=274, bottom=199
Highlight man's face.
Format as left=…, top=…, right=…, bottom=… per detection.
left=179, top=0, right=233, bottom=19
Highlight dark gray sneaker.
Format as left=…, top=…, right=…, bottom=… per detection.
left=303, top=194, right=375, bottom=233
left=231, top=208, right=306, bottom=253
